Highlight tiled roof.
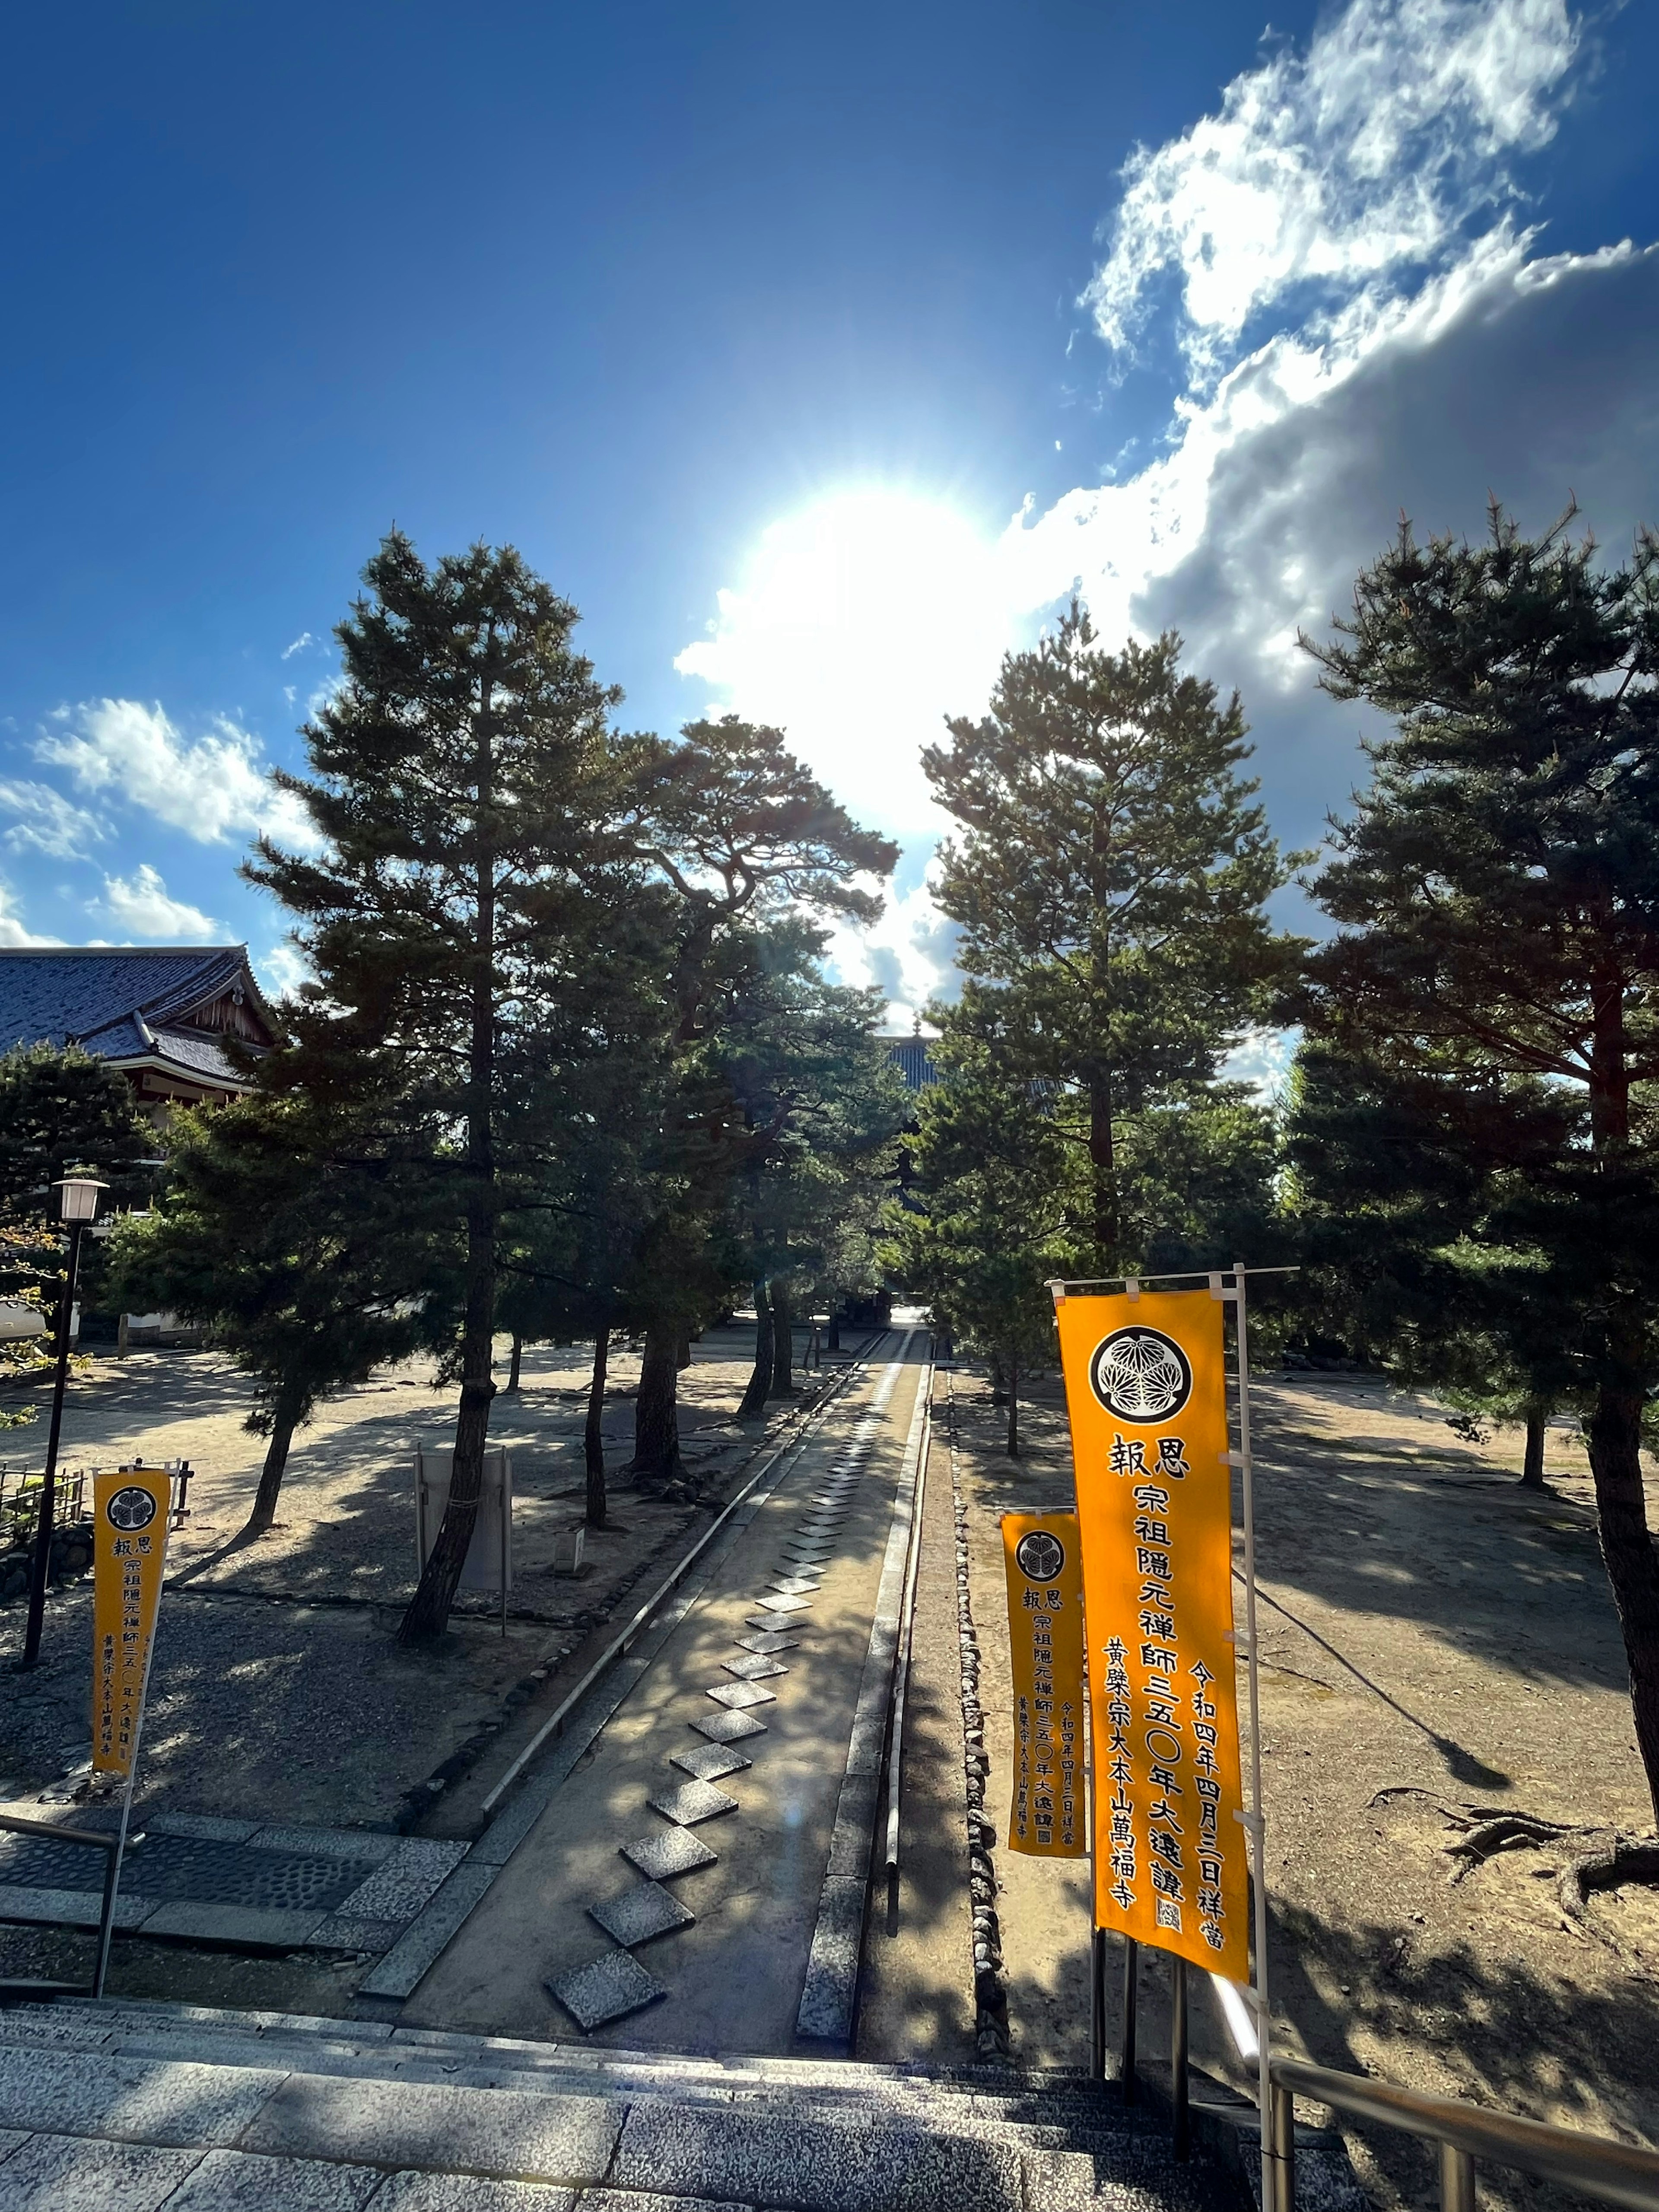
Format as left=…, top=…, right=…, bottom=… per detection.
left=144, top=1027, right=244, bottom=1083
left=880, top=1034, right=940, bottom=1092
left=0, top=947, right=264, bottom=1088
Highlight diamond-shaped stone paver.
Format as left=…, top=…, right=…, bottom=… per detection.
left=755, top=1592, right=813, bottom=1615
left=548, top=1948, right=666, bottom=2031
left=781, top=1540, right=833, bottom=1560
left=722, top=1653, right=788, bottom=1682
left=670, top=1740, right=752, bottom=1780
left=768, top=1574, right=820, bottom=1596
left=745, top=1611, right=800, bottom=1633
left=697, top=1707, right=765, bottom=1743
left=589, top=1879, right=696, bottom=1947
left=622, top=1827, right=719, bottom=1880
left=706, top=1680, right=775, bottom=1710
left=649, top=1778, right=741, bottom=1825
left=736, top=1629, right=799, bottom=1656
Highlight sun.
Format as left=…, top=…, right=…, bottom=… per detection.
left=677, top=487, right=1013, bottom=837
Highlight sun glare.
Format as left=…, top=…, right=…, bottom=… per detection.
left=676, top=487, right=1013, bottom=837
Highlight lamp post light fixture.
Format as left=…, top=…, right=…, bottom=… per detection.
left=18, top=1174, right=107, bottom=1670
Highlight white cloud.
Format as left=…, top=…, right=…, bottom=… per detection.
left=254, top=939, right=314, bottom=999
left=682, top=0, right=1652, bottom=982
left=0, top=779, right=105, bottom=860
left=1220, top=1027, right=1298, bottom=1101
left=1087, top=0, right=1578, bottom=380
left=824, top=853, right=961, bottom=1025
left=38, top=699, right=322, bottom=852
left=99, top=864, right=219, bottom=942
left=280, top=632, right=315, bottom=660
left=1011, top=235, right=1659, bottom=857
left=0, top=878, right=60, bottom=948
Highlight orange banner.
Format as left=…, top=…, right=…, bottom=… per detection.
left=92, top=1469, right=171, bottom=1778
left=1001, top=1511, right=1086, bottom=1857
left=1054, top=1288, right=1249, bottom=1980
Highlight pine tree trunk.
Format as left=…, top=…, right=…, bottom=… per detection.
left=585, top=1331, right=609, bottom=1529
left=738, top=1281, right=772, bottom=1418
left=1580, top=985, right=1659, bottom=1820
left=631, top=1324, right=684, bottom=1480
left=1520, top=1406, right=1548, bottom=1490
left=1089, top=1072, right=1116, bottom=1274
left=1585, top=1383, right=1659, bottom=1827
left=399, top=655, right=499, bottom=1647
left=505, top=1334, right=523, bottom=1392
left=1089, top=804, right=1117, bottom=1273
left=769, top=1281, right=796, bottom=1398
left=1006, top=1353, right=1020, bottom=1459
left=239, top=1394, right=302, bottom=1539
left=827, top=1313, right=841, bottom=1351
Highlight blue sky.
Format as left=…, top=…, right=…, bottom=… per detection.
left=2, top=0, right=1656, bottom=1053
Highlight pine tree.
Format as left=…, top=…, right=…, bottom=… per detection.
left=717, top=927, right=904, bottom=1414
left=108, top=1089, right=447, bottom=1541
left=1295, top=499, right=1659, bottom=1833
left=494, top=938, right=677, bottom=1528
left=0, top=1044, right=152, bottom=1404
left=619, top=717, right=897, bottom=1472
left=1283, top=1037, right=1571, bottom=1484
left=247, top=532, right=626, bottom=1643
left=885, top=1014, right=1074, bottom=1456
left=924, top=607, right=1298, bottom=1271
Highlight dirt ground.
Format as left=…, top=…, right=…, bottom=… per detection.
left=0, top=1324, right=813, bottom=1829
left=947, top=1360, right=1659, bottom=2212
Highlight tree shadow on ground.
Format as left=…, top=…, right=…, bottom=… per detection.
left=0, top=1330, right=869, bottom=1829
left=1266, top=1888, right=1659, bottom=2212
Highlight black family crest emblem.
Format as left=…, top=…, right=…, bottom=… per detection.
left=1088, top=1326, right=1193, bottom=1423
left=106, top=1485, right=158, bottom=1532
left=1015, top=1529, right=1065, bottom=1583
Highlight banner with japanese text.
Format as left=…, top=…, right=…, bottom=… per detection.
left=1054, top=1288, right=1249, bottom=1979
left=91, top=1469, right=170, bottom=1779
left=1001, top=1511, right=1086, bottom=1856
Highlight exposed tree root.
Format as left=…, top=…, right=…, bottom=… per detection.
left=1367, top=1786, right=1659, bottom=1961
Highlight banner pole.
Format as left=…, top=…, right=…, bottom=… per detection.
left=91, top=1489, right=171, bottom=2000
left=1232, top=1261, right=1275, bottom=2212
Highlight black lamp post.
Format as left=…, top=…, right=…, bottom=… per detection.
left=18, top=1173, right=106, bottom=1671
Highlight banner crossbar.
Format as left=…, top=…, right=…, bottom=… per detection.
left=1048, top=1268, right=1299, bottom=1297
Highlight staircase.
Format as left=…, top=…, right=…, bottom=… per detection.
left=0, top=1996, right=1245, bottom=2210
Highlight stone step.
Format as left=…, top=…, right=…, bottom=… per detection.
left=0, top=2001, right=1243, bottom=2212
left=0, top=1998, right=1133, bottom=2120
left=0, top=2044, right=1232, bottom=2212
left=0, top=2018, right=1147, bottom=2149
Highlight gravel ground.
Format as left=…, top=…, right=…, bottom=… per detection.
left=946, top=1360, right=1659, bottom=2212
left=0, top=1325, right=798, bottom=1827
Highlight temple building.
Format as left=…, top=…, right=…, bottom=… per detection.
left=0, top=944, right=278, bottom=1120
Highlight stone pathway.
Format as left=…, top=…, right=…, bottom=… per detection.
left=398, top=1346, right=929, bottom=2055
left=546, top=1376, right=903, bottom=2036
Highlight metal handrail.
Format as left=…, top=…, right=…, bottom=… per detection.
left=1269, top=2057, right=1659, bottom=2212
left=0, top=1812, right=122, bottom=1999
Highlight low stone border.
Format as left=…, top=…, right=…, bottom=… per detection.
left=0, top=1818, right=467, bottom=1957
left=0, top=1522, right=94, bottom=1606
left=945, top=1376, right=1010, bottom=2061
